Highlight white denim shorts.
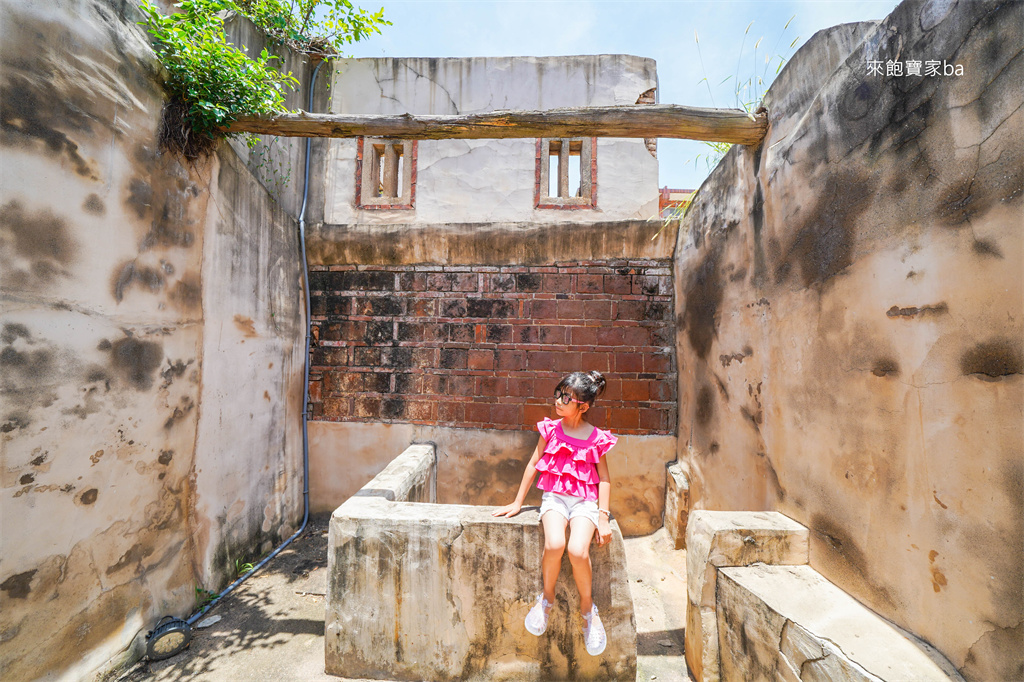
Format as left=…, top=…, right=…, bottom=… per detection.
left=540, top=491, right=600, bottom=528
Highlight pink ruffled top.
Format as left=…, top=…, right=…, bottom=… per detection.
left=534, top=418, right=618, bottom=501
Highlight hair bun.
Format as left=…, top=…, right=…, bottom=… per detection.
left=588, top=370, right=607, bottom=395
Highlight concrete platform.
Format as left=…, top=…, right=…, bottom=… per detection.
left=117, top=517, right=691, bottom=682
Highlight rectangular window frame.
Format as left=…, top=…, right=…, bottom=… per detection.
left=356, top=137, right=417, bottom=210
left=534, top=137, right=597, bottom=210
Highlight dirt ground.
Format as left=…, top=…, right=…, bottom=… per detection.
left=118, top=516, right=691, bottom=682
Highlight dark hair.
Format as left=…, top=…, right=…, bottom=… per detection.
left=554, top=371, right=607, bottom=407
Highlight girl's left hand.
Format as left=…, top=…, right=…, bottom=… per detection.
left=596, top=520, right=612, bottom=546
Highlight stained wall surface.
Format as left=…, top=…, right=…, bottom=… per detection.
left=310, top=421, right=675, bottom=536
left=674, top=2, right=1023, bottom=680
left=0, top=2, right=306, bottom=679
left=322, top=55, right=660, bottom=227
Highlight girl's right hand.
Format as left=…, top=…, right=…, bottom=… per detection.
left=492, top=502, right=522, bottom=518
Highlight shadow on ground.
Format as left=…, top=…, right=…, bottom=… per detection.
left=119, top=519, right=691, bottom=681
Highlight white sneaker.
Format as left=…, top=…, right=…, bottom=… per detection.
left=582, top=603, right=606, bottom=655
left=525, top=594, right=553, bottom=636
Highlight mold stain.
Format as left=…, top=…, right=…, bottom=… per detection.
left=160, top=359, right=192, bottom=388
left=107, top=336, right=163, bottom=391
left=0, top=76, right=99, bottom=180
left=775, top=172, right=874, bottom=288
left=0, top=343, right=55, bottom=382
left=0, top=200, right=75, bottom=285
left=158, top=450, right=173, bottom=465
left=0, top=570, right=36, bottom=599
left=872, top=358, right=900, bottom=377
left=82, top=194, right=105, bottom=215
left=163, top=396, right=195, bottom=429
left=937, top=178, right=975, bottom=226
left=79, top=488, right=98, bottom=505
left=720, top=347, right=753, bottom=368
left=810, top=513, right=895, bottom=608
left=2, top=322, right=31, bottom=344
left=932, top=490, right=948, bottom=509
left=972, top=238, right=1003, bottom=259
left=124, top=178, right=153, bottom=219
left=105, top=542, right=155, bottom=576
left=683, top=243, right=724, bottom=359
left=695, top=384, right=714, bottom=426
left=112, top=260, right=165, bottom=302
left=2, top=413, right=30, bottom=433
left=960, top=339, right=1023, bottom=379
left=168, top=275, right=202, bottom=311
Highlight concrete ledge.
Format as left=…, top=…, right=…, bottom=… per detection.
left=349, top=443, right=436, bottom=503
left=326, top=444, right=636, bottom=681
left=717, top=565, right=964, bottom=682
left=684, top=511, right=809, bottom=682
left=664, top=462, right=690, bottom=550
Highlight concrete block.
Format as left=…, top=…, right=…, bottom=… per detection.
left=684, top=511, right=809, bottom=682
left=326, top=501, right=636, bottom=681
left=717, top=565, right=964, bottom=682
left=326, top=441, right=635, bottom=680
left=664, top=461, right=690, bottom=549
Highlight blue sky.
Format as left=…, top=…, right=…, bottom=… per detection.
left=345, top=0, right=901, bottom=189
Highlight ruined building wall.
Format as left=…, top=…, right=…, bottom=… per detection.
left=0, top=2, right=307, bottom=679
left=674, top=2, right=1023, bottom=680
left=308, top=56, right=678, bottom=535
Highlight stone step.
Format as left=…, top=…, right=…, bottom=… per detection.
left=717, top=564, right=964, bottom=682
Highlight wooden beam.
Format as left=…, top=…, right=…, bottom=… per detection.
left=225, top=104, right=767, bottom=145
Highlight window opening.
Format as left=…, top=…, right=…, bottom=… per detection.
left=357, top=138, right=416, bottom=209
left=536, top=138, right=596, bottom=209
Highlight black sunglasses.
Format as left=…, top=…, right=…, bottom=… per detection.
left=553, top=390, right=585, bottom=405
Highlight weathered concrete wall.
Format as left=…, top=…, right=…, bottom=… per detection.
left=0, top=2, right=306, bottom=679
left=310, top=420, right=675, bottom=536
left=674, top=2, right=1023, bottom=680
left=321, top=56, right=659, bottom=228
left=326, top=443, right=636, bottom=681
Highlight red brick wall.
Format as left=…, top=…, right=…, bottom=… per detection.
left=308, top=261, right=676, bottom=435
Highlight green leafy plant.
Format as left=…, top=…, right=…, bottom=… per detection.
left=236, top=0, right=389, bottom=55
left=195, top=586, right=218, bottom=607
left=138, top=0, right=388, bottom=158
left=140, top=0, right=299, bottom=158
left=235, top=557, right=256, bottom=577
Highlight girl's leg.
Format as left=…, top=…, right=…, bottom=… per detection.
left=541, top=511, right=568, bottom=602
left=566, top=517, right=598, bottom=614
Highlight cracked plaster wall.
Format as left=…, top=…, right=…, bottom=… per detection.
left=673, top=1, right=1023, bottom=680
left=0, top=2, right=306, bottom=679
left=321, top=56, right=660, bottom=227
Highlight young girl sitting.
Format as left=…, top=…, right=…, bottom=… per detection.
left=492, top=370, right=617, bottom=656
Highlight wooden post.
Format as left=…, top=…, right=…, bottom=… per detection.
left=225, top=103, right=767, bottom=146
